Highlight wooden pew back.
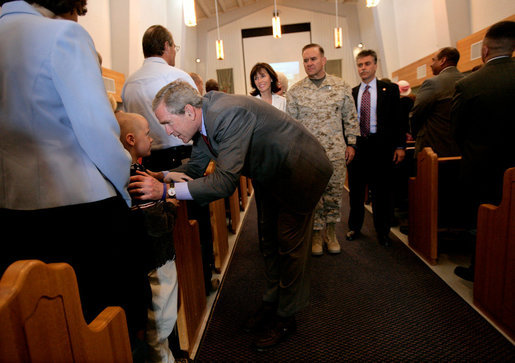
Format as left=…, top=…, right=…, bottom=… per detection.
left=174, top=202, right=206, bottom=354
left=205, top=161, right=230, bottom=272
left=474, top=167, right=515, bottom=340
left=408, top=147, right=461, bottom=264
left=0, top=260, right=132, bottom=362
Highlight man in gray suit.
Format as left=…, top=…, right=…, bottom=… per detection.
left=451, top=20, right=515, bottom=281
left=410, top=47, right=464, bottom=157
left=130, top=81, right=333, bottom=351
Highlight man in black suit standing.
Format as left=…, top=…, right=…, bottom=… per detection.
left=346, top=49, right=405, bottom=246
left=130, top=80, right=333, bottom=351
left=451, top=20, right=515, bottom=281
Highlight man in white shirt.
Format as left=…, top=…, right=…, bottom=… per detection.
left=122, top=25, right=200, bottom=363
left=122, top=25, right=197, bottom=171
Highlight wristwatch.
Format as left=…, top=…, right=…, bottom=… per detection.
left=167, top=186, right=176, bottom=198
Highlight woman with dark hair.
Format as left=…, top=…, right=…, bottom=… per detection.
left=0, top=0, right=88, bottom=21
left=250, top=62, right=286, bottom=112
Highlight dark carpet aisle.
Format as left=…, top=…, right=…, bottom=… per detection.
left=195, top=192, right=514, bottom=361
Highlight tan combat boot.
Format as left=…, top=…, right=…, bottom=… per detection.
left=326, top=223, right=341, bottom=254
left=311, top=230, right=324, bottom=256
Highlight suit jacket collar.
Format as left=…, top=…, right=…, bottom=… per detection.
left=485, top=56, right=513, bottom=66
left=439, top=66, right=459, bottom=75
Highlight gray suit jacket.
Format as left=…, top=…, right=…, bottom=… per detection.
left=175, top=92, right=333, bottom=213
left=410, top=66, right=464, bottom=156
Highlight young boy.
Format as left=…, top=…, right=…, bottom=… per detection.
left=116, top=111, right=179, bottom=363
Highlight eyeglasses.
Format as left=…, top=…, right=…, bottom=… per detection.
left=174, top=44, right=180, bottom=53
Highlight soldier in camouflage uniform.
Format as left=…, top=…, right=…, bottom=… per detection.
left=287, top=43, right=360, bottom=256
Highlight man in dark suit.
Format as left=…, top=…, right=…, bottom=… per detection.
left=130, top=80, right=333, bottom=351
left=451, top=20, right=515, bottom=281
left=410, top=47, right=464, bottom=157
left=346, top=49, right=405, bottom=246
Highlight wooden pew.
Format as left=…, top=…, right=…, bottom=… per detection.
left=174, top=202, right=206, bottom=356
left=408, top=147, right=461, bottom=264
left=205, top=162, right=230, bottom=272
left=239, top=176, right=249, bottom=211
left=227, top=189, right=241, bottom=233
left=474, top=167, right=515, bottom=341
left=0, top=260, right=132, bottom=362
left=247, top=177, right=254, bottom=195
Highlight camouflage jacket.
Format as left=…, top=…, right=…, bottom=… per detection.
left=286, top=74, right=359, bottom=161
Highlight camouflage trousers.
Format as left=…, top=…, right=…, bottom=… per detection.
left=313, top=158, right=346, bottom=230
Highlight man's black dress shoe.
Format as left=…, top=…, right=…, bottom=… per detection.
left=253, top=315, right=296, bottom=351
left=454, top=265, right=474, bottom=282
left=243, top=301, right=276, bottom=333
left=346, top=230, right=360, bottom=241
left=378, top=234, right=391, bottom=247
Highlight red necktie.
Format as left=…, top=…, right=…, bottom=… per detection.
left=201, top=134, right=217, bottom=157
left=360, top=85, right=370, bottom=137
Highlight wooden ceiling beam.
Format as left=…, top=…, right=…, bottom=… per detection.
left=197, top=0, right=211, bottom=18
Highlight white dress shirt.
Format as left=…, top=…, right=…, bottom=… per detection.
left=357, top=78, right=378, bottom=134
left=122, top=57, right=197, bottom=150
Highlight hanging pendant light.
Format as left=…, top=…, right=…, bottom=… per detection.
left=334, top=0, right=342, bottom=48
left=215, top=0, right=224, bottom=60
left=272, top=0, right=281, bottom=38
left=183, top=0, right=197, bottom=27
left=366, top=0, right=380, bottom=8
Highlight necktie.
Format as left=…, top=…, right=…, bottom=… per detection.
left=201, top=134, right=217, bottom=157
left=360, top=84, right=371, bottom=137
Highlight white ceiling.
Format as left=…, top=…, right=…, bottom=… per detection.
left=194, top=0, right=357, bottom=21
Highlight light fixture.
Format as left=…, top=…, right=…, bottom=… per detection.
left=195, top=58, right=201, bottom=63
left=334, top=0, right=342, bottom=48
left=215, top=0, right=224, bottom=60
left=272, top=0, right=281, bottom=38
left=366, top=0, right=380, bottom=7
left=358, top=42, right=364, bottom=48
left=183, top=0, right=197, bottom=27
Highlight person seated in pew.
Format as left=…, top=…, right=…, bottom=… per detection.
left=116, top=111, right=180, bottom=363
left=410, top=47, right=464, bottom=158
left=451, top=20, right=515, bottom=282
left=128, top=80, right=333, bottom=352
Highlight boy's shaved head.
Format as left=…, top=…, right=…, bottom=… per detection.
left=115, top=111, right=147, bottom=146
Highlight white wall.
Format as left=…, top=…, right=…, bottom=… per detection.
left=469, top=0, right=515, bottom=32
left=78, top=0, right=112, bottom=68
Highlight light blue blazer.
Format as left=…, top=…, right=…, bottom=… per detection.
left=0, top=2, right=131, bottom=210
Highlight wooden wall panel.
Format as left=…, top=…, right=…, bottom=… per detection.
left=101, top=67, right=125, bottom=103
left=392, top=53, right=436, bottom=89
